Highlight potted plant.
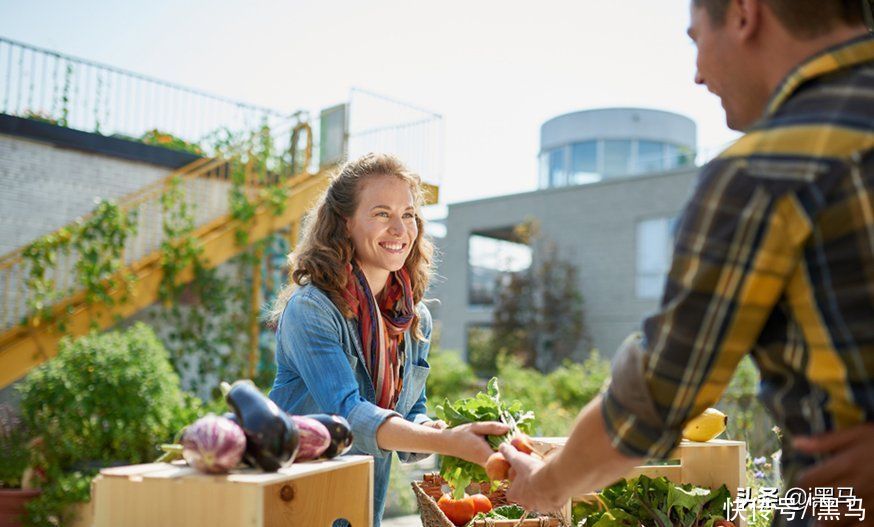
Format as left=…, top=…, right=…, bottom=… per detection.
left=0, top=404, right=39, bottom=527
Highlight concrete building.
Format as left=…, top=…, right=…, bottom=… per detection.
left=437, top=108, right=701, bottom=359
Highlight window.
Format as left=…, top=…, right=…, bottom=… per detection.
left=636, top=216, right=678, bottom=299
left=548, top=148, right=567, bottom=187
left=570, top=141, right=599, bottom=185
left=637, top=140, right=665, bottom=173
left=538, top=153, right=550, bottom=189
left=468, top=233, right=532, bottom=306
left=603, top=140, right=632, bottom=176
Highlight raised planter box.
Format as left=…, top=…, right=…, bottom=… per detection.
left=90, top=455, right=373, bottom=527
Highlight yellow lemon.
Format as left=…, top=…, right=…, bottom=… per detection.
left=682, top=408, right=727, bottom=442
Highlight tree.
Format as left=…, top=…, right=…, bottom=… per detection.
left=490, top=230, right=588, bottom=373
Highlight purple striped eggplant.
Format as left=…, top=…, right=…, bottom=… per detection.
left=181, top=414, right=246, bottom=474
left=290, top=415, right=332, bottom=461
left=304, top=414, right=354, bottom=459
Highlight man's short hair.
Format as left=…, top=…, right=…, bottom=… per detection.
left=693, top=0, right=866, bottom=38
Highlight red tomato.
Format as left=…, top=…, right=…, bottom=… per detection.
left=438, top=493, right=475, bottom=526
left=470, top=493, right=492, bottom=515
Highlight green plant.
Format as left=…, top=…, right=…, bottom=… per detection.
left=18, top=323, right=192, bottom=526
left=24, top=110, right=59, bottom=126
left=17, top=119, right=303, bottom=408
left=140, top=129, right=204, bottom=156
left=0, top=404, right=31, bottom=488
left=719, top=356, right=780, bottom=461
left=22, top=199, right=137, bottom=331
left=384, top=461, right=418, bottom=518
left=72, top=200, right=138, bottom=308
left=435, top=378, right=535, bottom=497
left=425, top=349, right=479, bottom=406
left=22, top=230, right=72, bottom=325
left=59, top=63, right=72, bottom=128
left=490, top=237, right=589, bottom=373
left=572, top=475, right=732, bottom=527
left=494, top=351, right=610, bottom=437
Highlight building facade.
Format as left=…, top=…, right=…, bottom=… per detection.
left=436, top=108, right=701, bottom=359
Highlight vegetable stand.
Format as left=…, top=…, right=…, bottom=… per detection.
left=90, top=455, right=373, bottom=527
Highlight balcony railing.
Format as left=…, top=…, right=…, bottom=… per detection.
left=0, top=36, right=304, bottom=148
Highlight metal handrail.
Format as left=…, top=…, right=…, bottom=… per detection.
left=0, top=35, right=306, bottom=147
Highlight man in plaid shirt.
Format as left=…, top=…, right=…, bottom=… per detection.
left=501, top=2, right=874, bottom=525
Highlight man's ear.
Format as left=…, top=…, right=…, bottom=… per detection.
left=732, top=0, right=761, bottom=42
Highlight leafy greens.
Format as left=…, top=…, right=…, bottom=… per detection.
left=572, top=475, right=733, bottom=527
left=435, top=378, right=535, bottom=498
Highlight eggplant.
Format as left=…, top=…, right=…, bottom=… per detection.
left=290, top=415, right=332, bottom=461
left=222, top=412, right=256, bottom=467
left=181, top=415, right=246, bottom=473
left=223, top=380, right=300, bottom=471
left=304, top=414, right=354, bottom=459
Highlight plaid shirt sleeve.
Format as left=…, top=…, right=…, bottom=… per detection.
left=601, top=157, right=811, bottom=459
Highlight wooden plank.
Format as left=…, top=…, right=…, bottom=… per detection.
left=226, top=456, right=373, bottom=486
left=100, top=463, right=181, bottom=478
left=93, top=473, right=264, bottom=527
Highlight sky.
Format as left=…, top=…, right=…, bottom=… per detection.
left=0, top=0, right=741, bottom=211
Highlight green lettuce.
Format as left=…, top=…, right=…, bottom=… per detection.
left=435, top=378, right=535, bottom=498
left=572, top=475, right=732, bottom=527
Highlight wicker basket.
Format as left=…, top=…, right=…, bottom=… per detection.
left=411, top=473, right=566, bottom=527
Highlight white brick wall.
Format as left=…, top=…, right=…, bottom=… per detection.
left=0, top=134, right=173, bottom=255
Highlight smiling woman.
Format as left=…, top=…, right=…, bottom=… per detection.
left=266, top=153, right=506, bottom=527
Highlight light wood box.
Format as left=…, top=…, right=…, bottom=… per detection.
left=534, top=438, right=747, bottom=526
left=89, top=455, right=374, bottom=527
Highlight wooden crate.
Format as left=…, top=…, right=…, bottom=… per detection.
left=90, top=455, right=373, bottom=527
left=534, top=438, right=747, bottom=526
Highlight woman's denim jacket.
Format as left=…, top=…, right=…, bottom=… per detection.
left=269, top=284, right=433, bottom=527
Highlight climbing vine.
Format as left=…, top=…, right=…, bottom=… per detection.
left=22, top=230, right=72, bottom=326
left=73, top=201, right=138, bottom=307
left=22, top=200, right=137, bottom=331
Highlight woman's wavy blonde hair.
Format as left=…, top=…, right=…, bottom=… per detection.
left=268, top=153, right=434, bottom=339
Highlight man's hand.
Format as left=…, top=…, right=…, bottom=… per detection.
left=794, top=423, right=874, bottom=527
left=499, top=442, right=566, bottom=513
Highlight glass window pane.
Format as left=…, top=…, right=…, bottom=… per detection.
left=637, top=140, right=664, bottom=173
left=468, top=234, right=532, bottom=306
left=636, top=216, right=677, bottom=299
left=539, top=153, right=550, bottom=188
left=603, top=140, right=631, bottom=176
left=549, top=148, right=567, bottom=187
left=570, top=141, right=599, bottom=184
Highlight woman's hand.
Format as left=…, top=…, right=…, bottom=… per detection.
left=441, top=422, right=509, bottom=466
left=421, top=419, right=448, bottom=430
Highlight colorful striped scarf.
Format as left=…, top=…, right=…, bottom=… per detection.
left=343, top=262, right=415, bottom=409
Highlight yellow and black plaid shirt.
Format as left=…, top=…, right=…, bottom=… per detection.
left=603, top=35, right=874, bottom=479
